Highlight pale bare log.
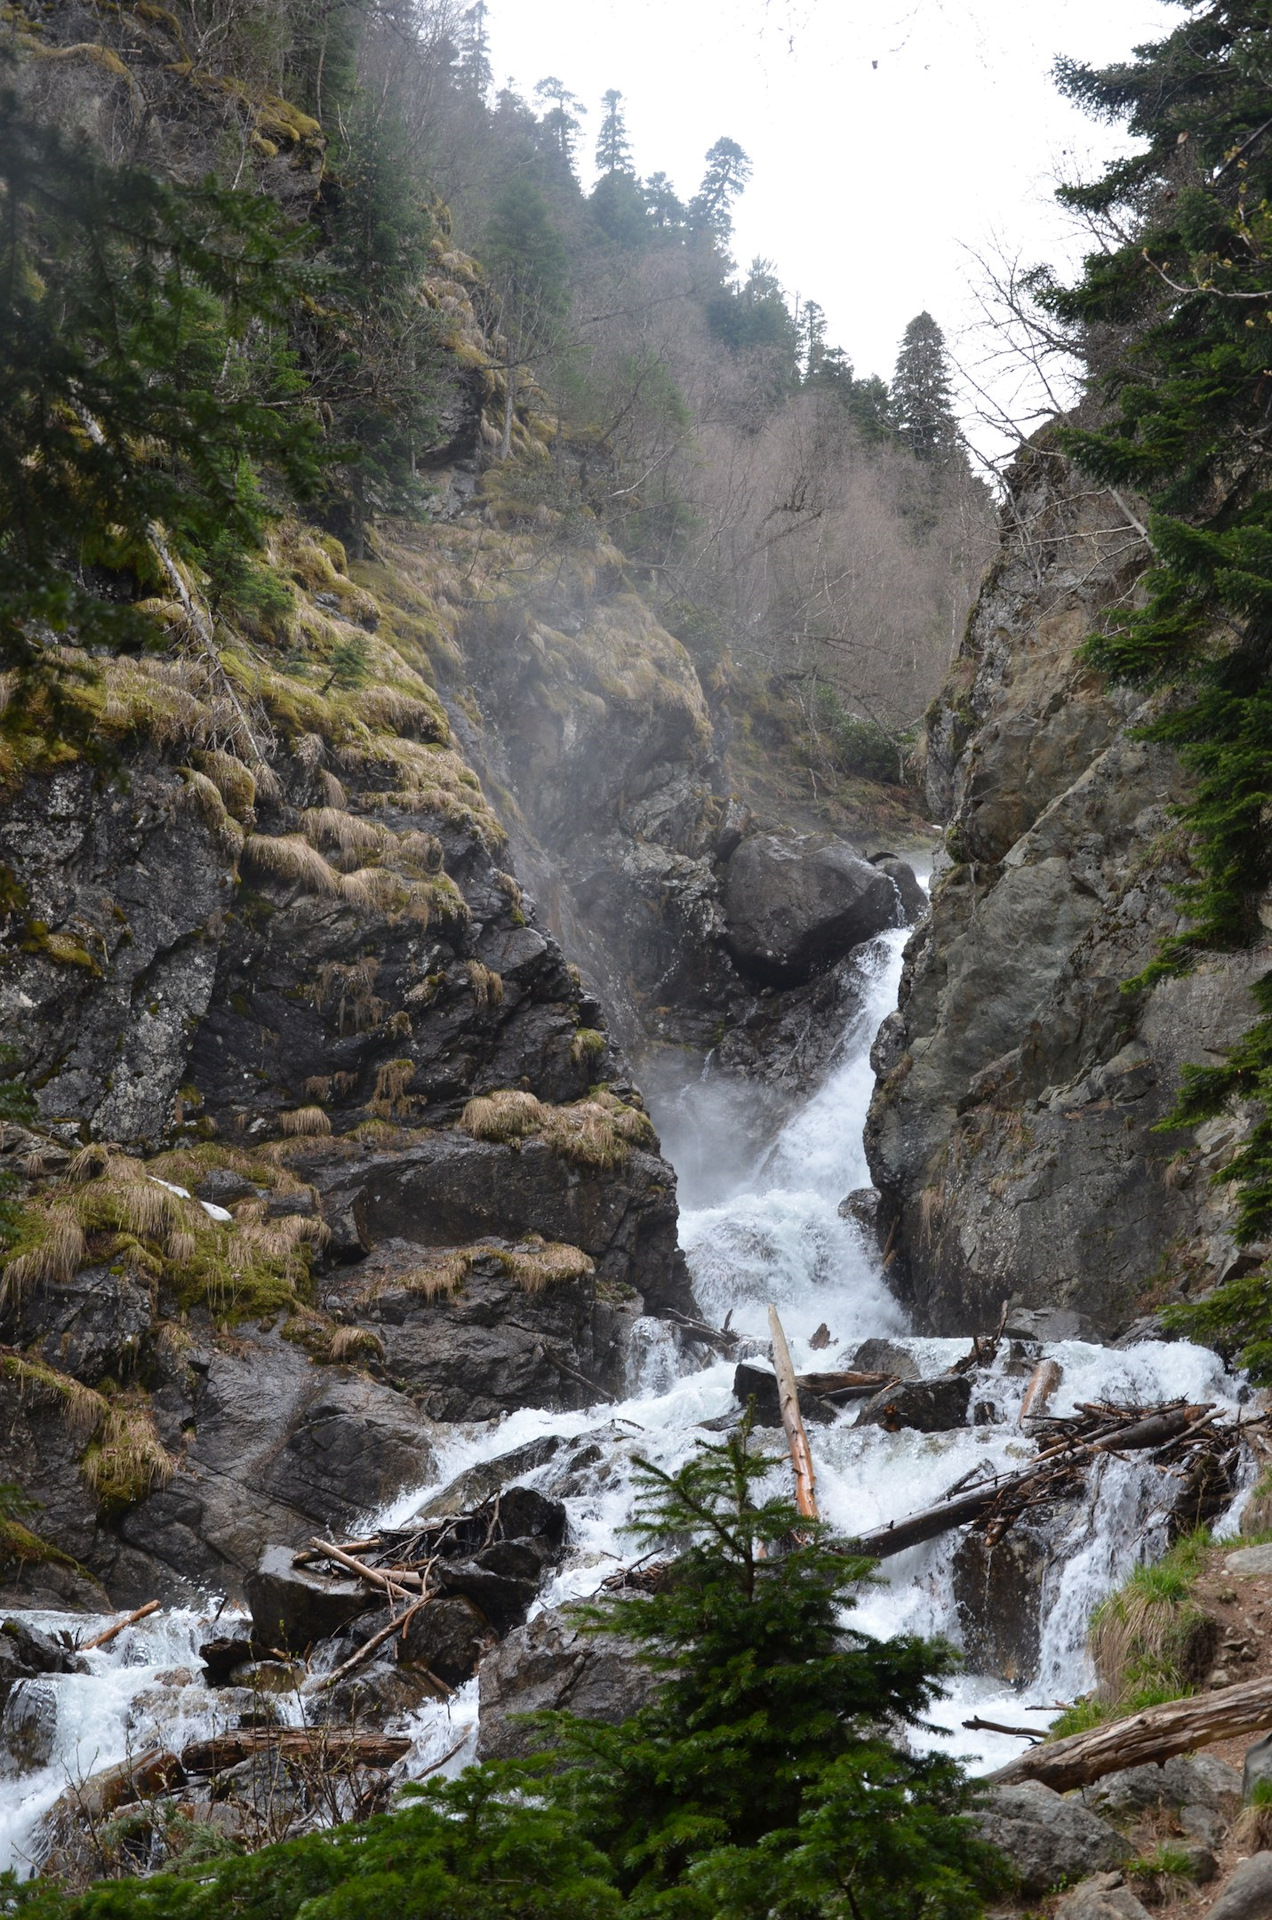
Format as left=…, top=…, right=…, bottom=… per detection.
left=78, top=1600, right=161, bottom=1652
left=990, top=1674, right=1272, bottom=1792
left=768, top=1303, right=819, bottom=1520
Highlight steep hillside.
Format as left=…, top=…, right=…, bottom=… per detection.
left=866, top=437, right=1268, bottom=1340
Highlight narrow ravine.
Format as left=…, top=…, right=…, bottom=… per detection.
left=0, top=908, right=1249, bottom=1872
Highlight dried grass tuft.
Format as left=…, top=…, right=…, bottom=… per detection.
left=465, top=961, right=504, bottom=1009
left=326, top=1325, right=386, bottom=1364
left=313, top=958, right=384, bottom=1034
left=293, top=731, right=326, bottom=770
left=190, top=749, right=256, bottom=821
left=67, top=1142, right=114, bottom=1184
left=242, top=834, right=343, bottom=897
left=367, top=1057, right=416, bottom=1121
left=320, top=770, right=347, bottom=808
left=1, top=1208, right=89, bottom=1302
left=460, top=1089, right=543, bottom=1144
left=340, top=867, right=409, bottom=913
left=302, top=808, right=387, bottom=856
left=180, top=769, right=244, bottom=852
left=278, top=1107, right=332, bottom=1138
left=391, top=830, right=445, bottom=877
left=537, top=1101, right=630, bottom=1171
left=82, top=1397, right=175, bottom=1508
left=495, top=1241, right=594, bottom=1293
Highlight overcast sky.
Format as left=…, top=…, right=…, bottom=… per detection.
left=482, top=0, right=1179, bottom=451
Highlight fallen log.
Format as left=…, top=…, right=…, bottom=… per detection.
left=849, top=1403, right=1211, bottom=1560
left=308, top=1537, right=419, bottom=1598
left=990, top=1672, right=1272, bottom=1792
left=769, top=1303, right=819, bottom=1520
left=182, top=1728, right=411, bottom=1774
left=78, top=1600, right=161, bottom=1652
left=1019, top=1359, right=1062, bottom=1426
left=797, top=1369, right=896, bottom=1401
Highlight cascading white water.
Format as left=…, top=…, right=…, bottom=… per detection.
left=0, top=898, right=1250, bottom=1870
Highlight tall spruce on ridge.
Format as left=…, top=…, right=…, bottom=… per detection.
left=1039, top=0, right=1272, bottom=1376
left=890, top=311, right=962, bottom=464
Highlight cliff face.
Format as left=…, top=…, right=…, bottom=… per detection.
left=866, top=439, right=1269, bottom=1341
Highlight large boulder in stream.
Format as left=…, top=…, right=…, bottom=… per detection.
left=722, top=833, right=901, bottom=986
left=854, top=1372, right=971, bottom=1432
left=477, top=1605, right=660, bottom=1760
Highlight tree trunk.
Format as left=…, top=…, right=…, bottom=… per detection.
left=990, top=1674, right=1272, bottom=1792
left=769, top=1303, right=819, bottom=1519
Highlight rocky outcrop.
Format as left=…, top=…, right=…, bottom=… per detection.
left=722, top=834, right=901, bottom=985
left=866, top=439, right=1267, bottom=1338
left=977, top=1780, right=1131, bottom=1894
left=476, top=1604, right=659, bottom=1760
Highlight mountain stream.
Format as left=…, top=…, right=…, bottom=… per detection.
left=0, top=903, right=1250, bottom=1872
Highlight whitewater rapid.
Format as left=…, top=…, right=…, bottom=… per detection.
left=0, top=903, right=1250, bottom=1869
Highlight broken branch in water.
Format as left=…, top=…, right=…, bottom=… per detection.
left=77, top=1600, right=161, bottom=1652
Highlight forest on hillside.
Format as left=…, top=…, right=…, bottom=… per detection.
left=0, top=0, right=995, bottom=797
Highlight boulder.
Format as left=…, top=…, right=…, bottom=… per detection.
left=0, top=1617, right=78, bottom=1715
left=1226, top=1544, right=1272, bottom=1579
left=952, top=1523, right=1053, bottom=1683
left=854, top=1373, right=972, bottom=1432
left=977, top=1781, right=1131, bottom=1895
left=398, top=1595, right=491, bottom=1687
left=477, top=1604, right=660, bottom=1760
left=1055, top=1875, right=1153, bottom=1920
left=722, top=833, right=900, bottom=986
left=1202, top=1854, right=1272, bottom=1920
left=869, top=855, right=927, bottom=923
left=1083, top=1753, right=1241, bottom=1819
left=2, top=1675, right=60, bottom=1770
left=245, top=1544, right=378, bottom=1653
left=1245, top=1732, right=1272, bottom=1802
left=732, top=1361, right=838, bottom=1427
left=838, top=1188, right=881, bottom=1233
left=846, top=1337, right=919, bottom=1381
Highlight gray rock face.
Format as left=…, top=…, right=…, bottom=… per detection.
left=0, top=1620, right=77, bottom=1719
left=872, top=856, right=927, bottom=923
left=1055, top=1875, right=1153, bottom=1920
left=1083, top=1753, right=1241, bottom=1819
left=847, top=1337, right=920, bottom=1380
left=854, top=1373, right=971, bottom=1432
left=2, top=1676, right=61, bottom=1771
left=1245, top=1732, right=1272, bottom=1800
left=246, top=1546, right=376, bottom=1652
left=1203, top=1854, right=1272, bottom=1920
left=977, top=1781, right=1131, bottom=1895
left=867, top=443, right=1266, bottom=1338
left=723, top=833, right=900, bottom=986
left=476, top=1604, right=660, bottom=1760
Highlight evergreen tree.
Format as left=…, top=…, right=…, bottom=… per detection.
left=595, top=89, right=634, bottom=175
left=458, top=0, right=493, bottom=101
left=0, top=87, right=322, bottom=735
left=545, top=1429, right=1006, bottom=1919
left=644, top=171, right=687, bottom=231
left=1032, top=0, right=1272, bottom=1371
left=689, top=137, right=751, bottom=241
left=800, top=298, right=828, bottom=381
left=890, top=312, right=961, bottom=463
left=534, top=76, right=586, bottom=176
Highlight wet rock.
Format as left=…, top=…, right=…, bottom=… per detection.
left=1055, top=1874, right=1152, bottom=1920
left=2, top=1674, right=60, bottom=1769
left=0, top=1617, right=78, bottom=1721
left=311, top=1656, right=443, bottom=1727
left=854, top=1372, right=971, bottom=1432
left=1202, top=1853, right=1272, bottom=1920
left=952, top=1524, right=1052, bottom=1683
left=732, top=1361, right=838, bottom=1427
left=477, top=1604, right=659, bottom=1761
left=193, top=1167, right=259, bottom=1207
left=977, top=1781, right=1131, bottom=1895
left=397, top=1594, right=492, bottom=1686
left=838, top=1188, right=881, bottom=1232
left=715, top=799, right=752, bottom=863
left=227, top=1659, right=306, bottom=1695
left=245, top=1545, right=378, bottom=1653
left=846, top=1337, right=919, bottom=1380
left=199, top=1635, right=256, bottom=1685
left=410, top=1436, right=571, bottom=1521
left=723, top=833, right=900, bottom=987
left=870, top=856, right=927, bottom=923
left=433, top=1557, right=540, bottom=1634
left=10, top=1263, right=154, bottom=1386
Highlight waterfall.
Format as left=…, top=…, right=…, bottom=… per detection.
left=0, top=905, right=1248, bottom=1871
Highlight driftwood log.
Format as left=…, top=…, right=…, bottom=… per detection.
left=849, top=1403, right=1212, bottom=1561
left=769, top=1303, right=819, bottom=1519
left=990, top=1673, right=1272, bottom=1791
left=182, top=1728, right=412, bottom=1774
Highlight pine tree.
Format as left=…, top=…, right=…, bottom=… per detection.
left=458, top=0, right=493, bottom=100
left=643, top=171, right=686, bottom=231
left=595, top=89, right=633, bottom=175
left=688, top=136, right=752, bottom=241
left=534, top=76, right=586, bottom=175
left=1033, top=0, right=1272, bottom=1372
left=890, top=312, right=961, bottom=464
left=543, top=1428, right=1006, bottom=1919
left=0, top=88, right=323, bottom=742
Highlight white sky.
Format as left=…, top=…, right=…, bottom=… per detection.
left=483, top=0, right=1179, bottom=449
